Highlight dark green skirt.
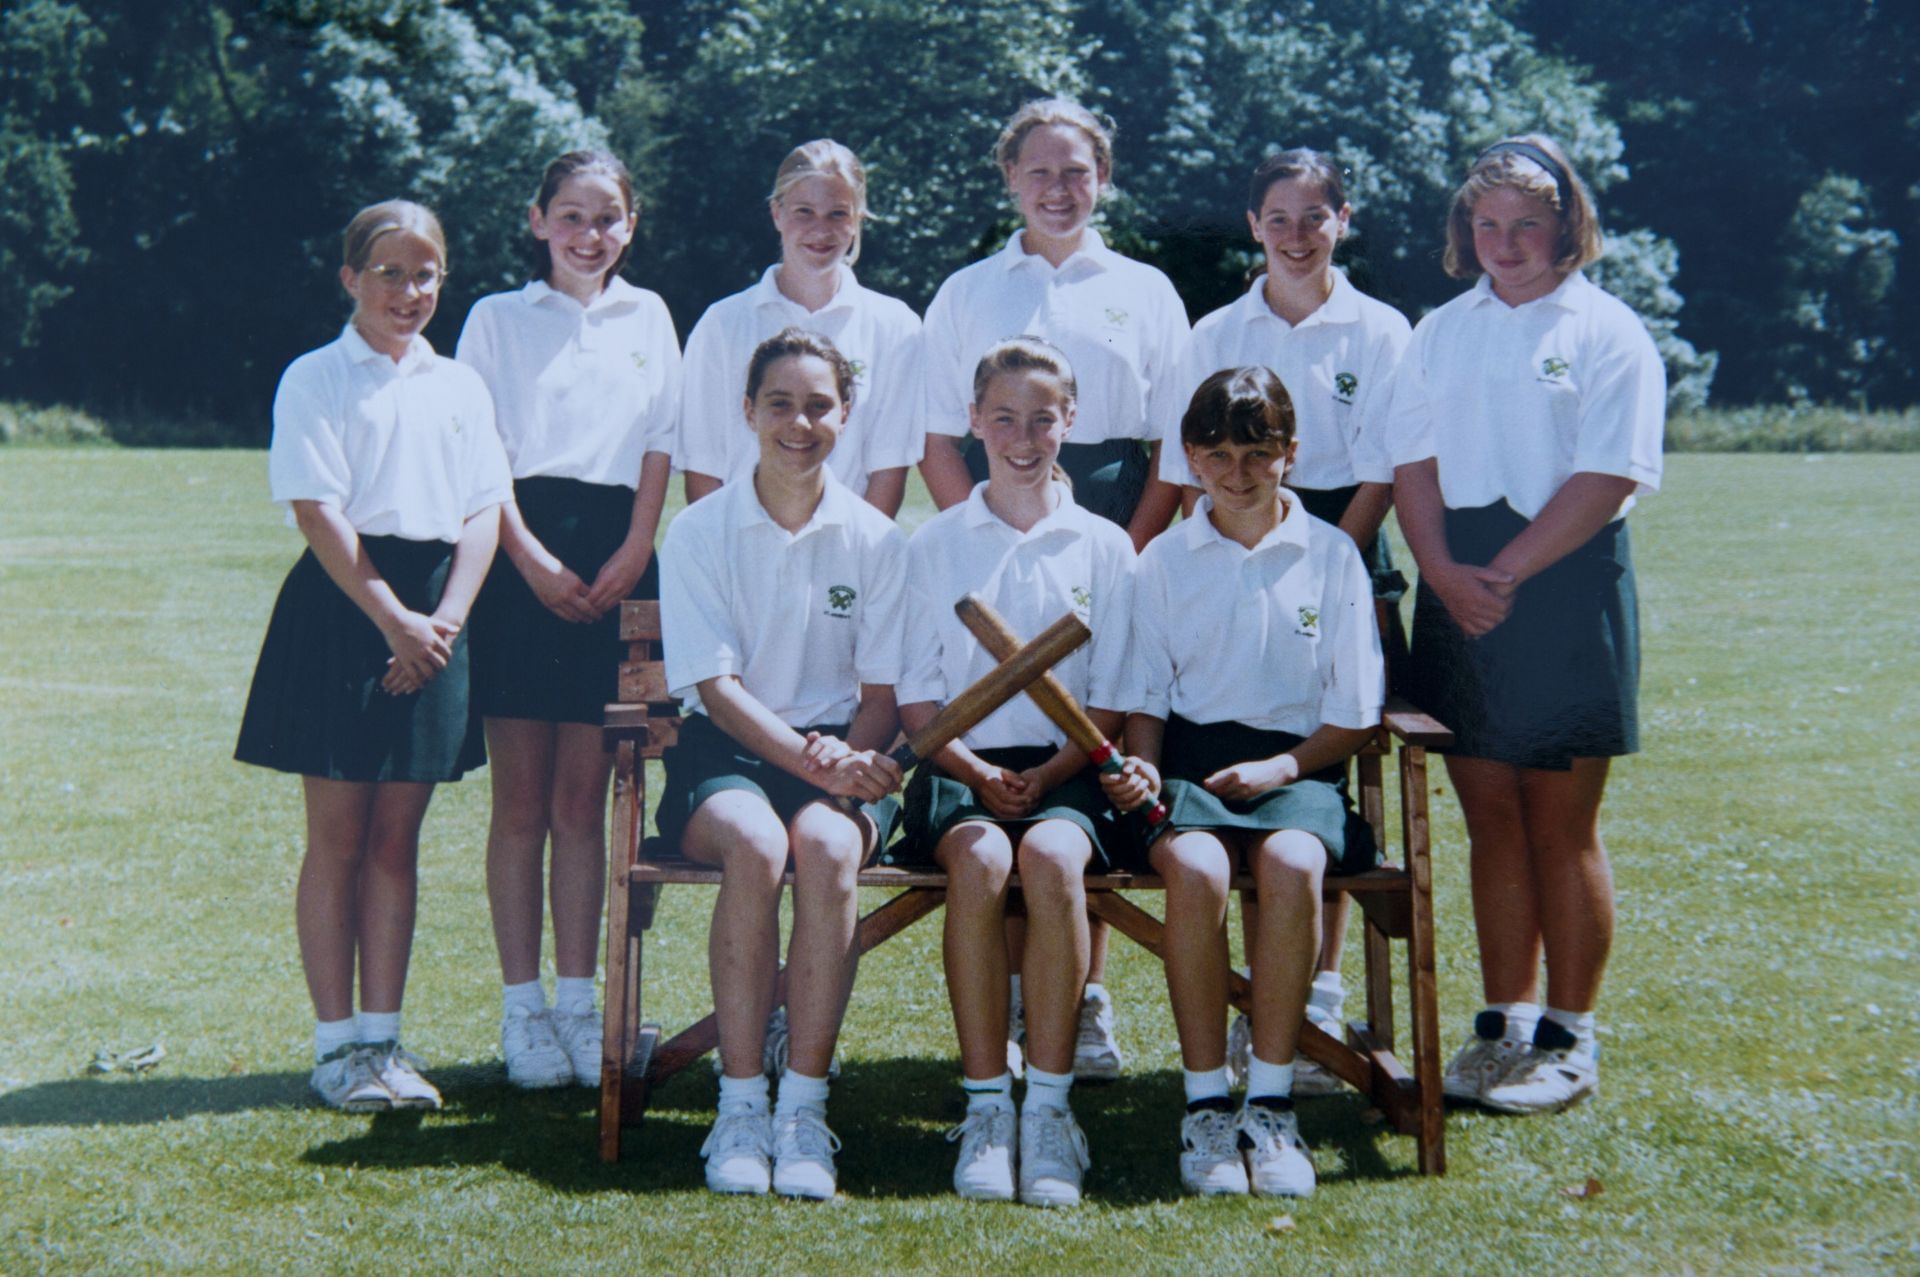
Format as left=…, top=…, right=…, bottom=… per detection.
left=1156, top=716, right=1376, bottom=874
left=963, top=437, right=1151, bottom=528
left=1407, top=501, right=1639, bottom=771
left=470, top=476, right=657, bottom=725
left=235, top=536, right=485, bottom=783
left=653, top=712, right=898, bottom=853
left=885, top=745, right=1135, bottom=871
left=1293, top=483, right=1409, bottom=687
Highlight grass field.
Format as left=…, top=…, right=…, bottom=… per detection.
left=1, top=451, right=1915, bottom=1275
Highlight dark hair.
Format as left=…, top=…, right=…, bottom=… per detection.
left=530, top=149, right=637, bottom=284
left=1180, top=366, right=1297, bottom=451
left=1245, top=147, right=1347, bottom=216
left=744, top=326, right=856, bottom=406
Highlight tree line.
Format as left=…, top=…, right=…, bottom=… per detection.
left=2, top=1, right=1911, bottom=441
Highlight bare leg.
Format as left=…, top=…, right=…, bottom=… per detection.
left=682, top=791, right=788, bottom=1078
left=547, top=722, right=614, bottom=980
left=354, top=781, right=436, bottom=1014
left=1015, top=821, right=1092, bottom=1075
left=1149, top=830, right=1233, bottom=1070
left=1447, top=755, right=1541, bottom=1006
left=936, top=823, right=1016, bottom=1079
left=782, top=801, right=868, bottom=1077
left=484, top=717, right=557, bottom=985
left=1522, top=758, right=1614, bottom=1012
left=1247, top=830, right=1325, bottom=1067
left=298, top=777, right=377, bottom=1022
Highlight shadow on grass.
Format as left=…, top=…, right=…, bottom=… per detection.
left=0, top=1056, right=1424, bottom=1200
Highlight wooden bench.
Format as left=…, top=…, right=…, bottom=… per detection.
left=598, top=599, right=1453, bottom=1174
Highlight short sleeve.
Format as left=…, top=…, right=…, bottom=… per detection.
left=854, top=522, right=908, bottom=688
left=1571, top=313, right=1665, bottom=494
left=459, top=375, right=513, bottom=518
left=1154, top=335, right=1203, bottom=488
left=918, top=278, right=972, bottom=440
left=1131, top=548, right=1175, bottom=723
left=1350, top=310, right=1413, bottom=484
left=1139, top=270, right=1192, bottom=429
left=641, top=294, right=684, bottom=459
left=1380, top=323, right=1438, bottom=471
left=897, top=525, right=948, bottom=705
left=1315, top=538, right=1385, bottom=730
left=268, top=357, right=352, bottom=512
left=1085, top=529, right=1139, bottom=714
left=660, top=511, right=740, bottom=700
left=859, top=317, right=925, bottom=472
left=676, top=307, right=743, bottom=480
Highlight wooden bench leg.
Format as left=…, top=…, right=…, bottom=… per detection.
left=600, top=740, right=654, bottom=1163
left=1400, top=744, right=1445, bottom=1175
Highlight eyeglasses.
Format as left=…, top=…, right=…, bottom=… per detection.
left=364, top=263, right=448, bottom=294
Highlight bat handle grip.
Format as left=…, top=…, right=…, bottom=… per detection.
left=830, top=743, right=919, bottom=816
left=1085, top=741, right=1169, bottom=832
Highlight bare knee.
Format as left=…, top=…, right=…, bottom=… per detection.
left=363, top=828, right=422, bottom=879
left=789, top=804, right=864, bottom=884
left=1016, top=823, right=1090, bottom=906
left=1152, top=834, right=1231, bottom=905
left=937, top=825, right=1013, bottom=903
left=685, top=796, right=788, bottom=890
left=1251, top=831, right=1325, bottom=900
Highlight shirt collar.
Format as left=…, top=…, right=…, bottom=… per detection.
left=729, top=466, right=859, bottom=536
left=1182, top=490, right=1312, bottom=554
left=959, top=479, right=1081, bottom=539
left=999, top=228, right=1116, bottom=277
left=1240, top=268, right=1362, bottom=330
left=750, top=262, right=858, bottom=316
left=521, top=276, right=642, bottom=317
left=339, top=323, right=433, bottom=373
left=1471, top=268, right=1592, bottom=313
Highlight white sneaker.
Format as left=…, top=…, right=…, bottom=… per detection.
left=1482, top=1044, right=1599, bottom=1115
left=1072, top=986, right=1123, bottom=1081
left=1292, top=1006, right=1347, bottom=1097
left=701, top=1108, right=773, bottom=1195
left=1179, top=1104, right=1250, bottom=1196
left=549, top=1007, right=602, bottom=1088
left=947, top=1104, right=1017, bottom=1201
left=1018, top=1105, right=1090, bottom=1207
left=1226, top=1013, right=1251, bottom=1090
left=1237, top=1101, right=1316, bottom=1197
left=310, top=1045, right=391, bottom=1112
left=771, top=1106, right=841, bottom=1199
left=372, top=1044, right=443, bottom=1111
left=1443, top=1016, right=1531, bottom=1105
left=502, top=1006, right=572, bottom=1089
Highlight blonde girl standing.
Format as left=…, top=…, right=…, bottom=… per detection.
left=677, top=140, right=922, bottom=516
left=896, top=338, right=1138, bottom=1207
left=236, top=200, right=512, bottom=1111
left=456, top=150, right=681, bottom=1089
left=1385, top=135, right=1664, bottom=1114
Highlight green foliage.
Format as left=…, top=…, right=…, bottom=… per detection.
left=1773, top=174, right=1901, bottom=407
left=1665, top=405, right=1920, bottom=454
left=0, top=400, right=111, bottom=446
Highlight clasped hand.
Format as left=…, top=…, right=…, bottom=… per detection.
left=800, top=732, right=903, bottom=804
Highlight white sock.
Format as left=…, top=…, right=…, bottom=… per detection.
left=1308, top=971, right=1345, bottom=1021
left=357, top=1010, right=401, bottom=1047
left=554, top=976, right=595, bottom=1017
left=775, top=1068, right=830, bottom=1116
left=1182, top=1065, right=1230, bottom=1106
left=1542, top=1006, right=1597, bottom=1054
left=1083, top=981, right=1109, bottom=1006
left=1009, top=974, right=1023, bottom=1016
left=962, top=1071, right=1015, bottom=1113
left=718, top=1071, right=769, bottom=1115
left=315, top=1016, right=357, bottom=1063
left=1022, top=1065, right=1073, bottom=1114
left=1489, top=1001, right=1541, bottom=1043
left=1246, top=1052, right=1294, bottom=1102
left=502, top=980, right=546, bottom=1016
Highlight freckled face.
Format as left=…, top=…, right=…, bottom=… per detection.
left=1471, top=185, right=1565, bottom=305
left=970, top=368, right=1073, bottom=490
left=1184, top=436, right=1295, bottom=517
left=744, top=353, right=848, bottom=475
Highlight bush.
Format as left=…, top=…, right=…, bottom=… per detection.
left=1666, top=406, right=1920, bottom=453
left=0, top=401, right=113, bottom=446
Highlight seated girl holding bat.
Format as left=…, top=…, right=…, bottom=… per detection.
left=894, top=337, right=1139, bottom=1208
left=1102, top=366, right=1383, bottom=1199
left=657, top=327, right=907, bottom=1200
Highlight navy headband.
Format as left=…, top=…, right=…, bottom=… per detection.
left=1477, top=141, right=1574, bottom=211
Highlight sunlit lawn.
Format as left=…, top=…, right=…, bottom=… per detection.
left=1, top=450, right=1914, bottom=1274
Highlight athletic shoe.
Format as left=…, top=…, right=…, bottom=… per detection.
left=1072, top=986, right=1124, bottom=1081
left=1293, top=1005, right=1347, bottom=1097
left=1008, top=983, right=1026, bottom=1080
left=371, top=1043, right=443, bottom=1111
left=946, top=1104, right=1017, bottom=1201
left=1481, top=1044, right=1599, bottom=1115
left=1237, top=1100, right=1316, bottom=1197
left=701, top=1109, right=773, bottom=1195
left=1179, top=1103, right=1250, bottom=1196
left=1018, top=1105, right=1090, bottom=1208
left=310, top=1044, right=391, bottom=1112
left=501, top=1006, right=572, bottom=1090
left=771, top=1106, right=841, bottom=1199
left=1226, top=1012, right=1252, bottom=1090
left=1442, top=1011, right=1531, bottom=1105
left=710, top=1005, right=842, bottom=1081
left=549, top=1007, right=602, bottom=1088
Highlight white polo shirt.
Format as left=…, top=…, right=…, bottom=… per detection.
left=1155, top=271, right=1411, bottom=490
left=268, top=326, right=513, bottom=542
left=455, top=278, right=681, bottom=487
left=660, top=471, right=907, bottom=726
left=675, top=264, right=922, bottom=497
left=920, top=230, right=1189, bottom=445
left=1133, top=495, right=1382, bottom=736
left=900, top=483, right=1138, bottom=751
left=1381, top=271, right=1665, bottom=519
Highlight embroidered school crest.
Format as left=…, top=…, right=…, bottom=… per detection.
left=1104, top=307, right=1129, bottom=327
left=1296, top=605, right=1320, bottom=634
left=630, top=352, right=648, bottom=372
left=1071, top=585, right=1092, bottom=613
left=848, top=358, right=868, bottom=385
left=448, top=412, right=464, bottom=435
left=825, top=584, right=856, bottom=617
left=1540, top=356, right=1571, bottom=381
left=1333, top=371, right=1358, bottom=404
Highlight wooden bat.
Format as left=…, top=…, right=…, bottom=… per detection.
left=954, top=592, right=1168, bottom=830
left=830, top=610, right=1090, bottom=811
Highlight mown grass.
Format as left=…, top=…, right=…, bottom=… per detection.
left=1, top=452, right=1915, bottom=1275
